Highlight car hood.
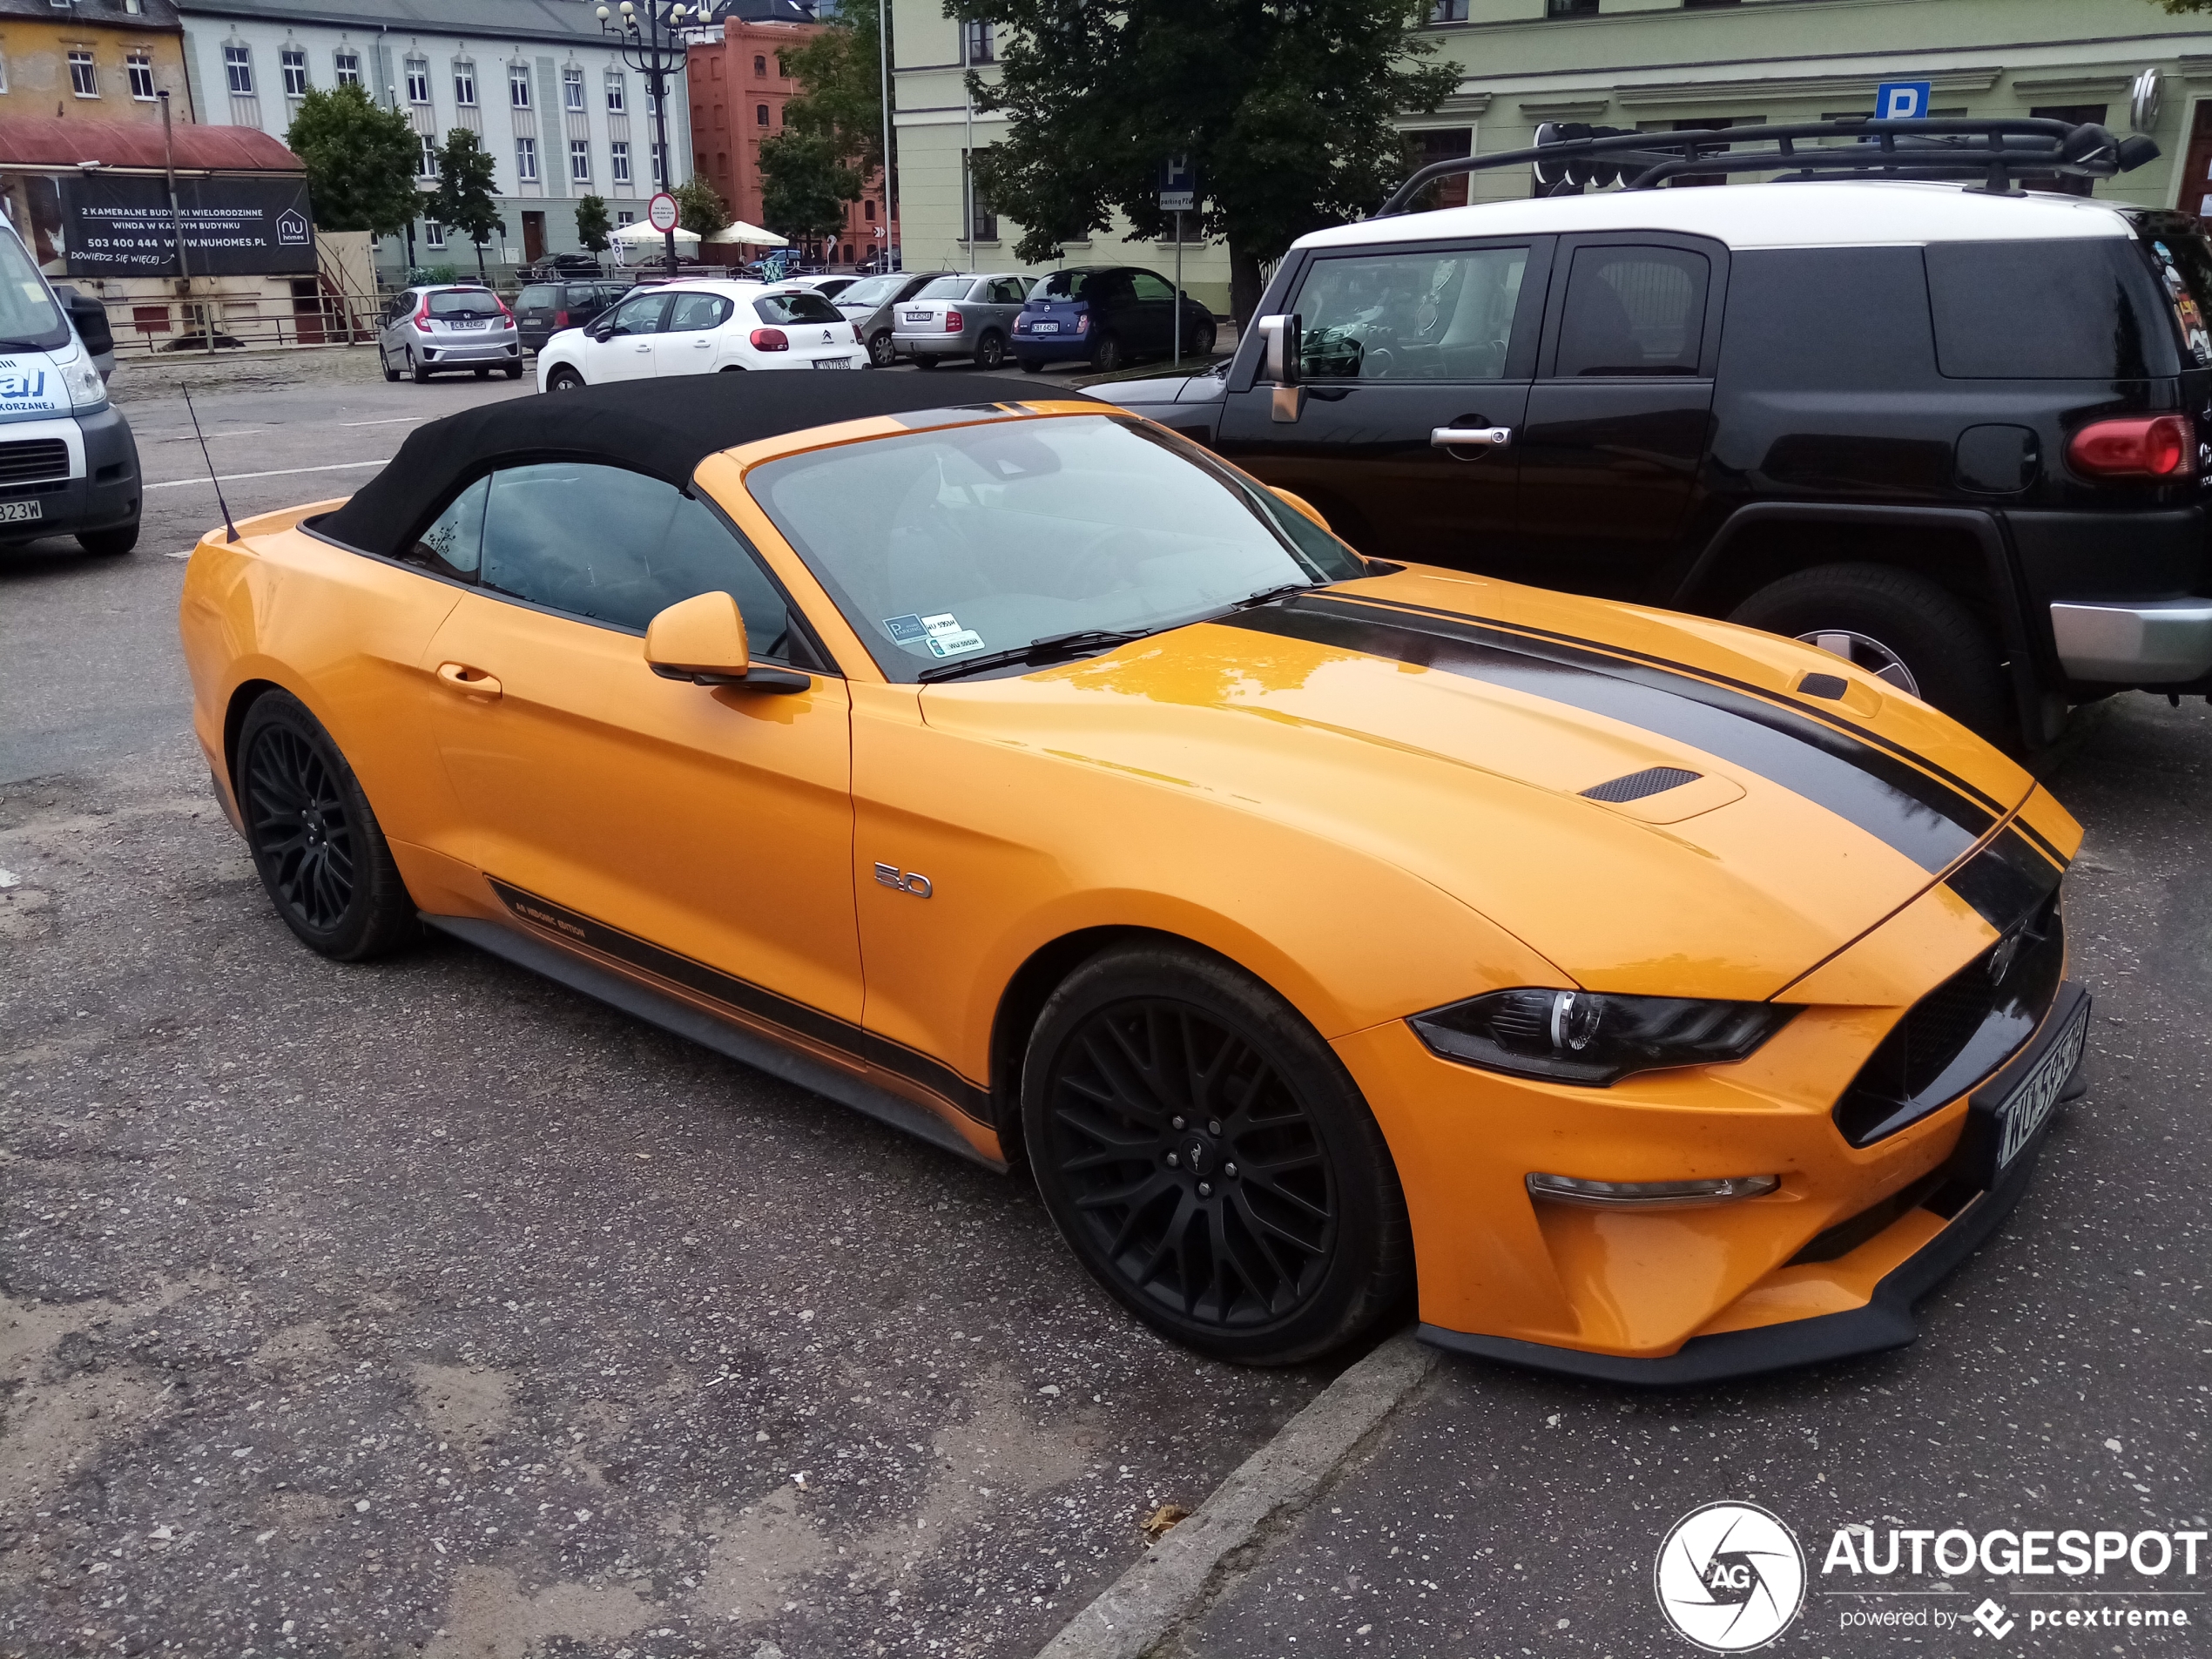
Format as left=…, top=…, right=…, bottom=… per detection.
left=916, top=567, right=2058, bottom=1003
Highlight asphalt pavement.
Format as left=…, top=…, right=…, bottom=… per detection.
left=1, top=348, right=1311, bottom=1659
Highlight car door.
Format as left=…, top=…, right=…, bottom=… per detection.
left=1213, top=238, right=1550, bottom=564
left=1510, top=234, right=1724, bottom=597
left=594, top=289, right=670, bottom=381
left=1127, top=271, right=1178, bottom=353
left=653, top=290, right=734, bottom=375
left=414, top=461, right=863, bottom=1030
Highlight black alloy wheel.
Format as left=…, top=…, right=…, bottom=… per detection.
left=236, top=691, right=418, bottom=961
left=547, top=365, right=586, bottom=392
left=1089, top=332, right=1125, bottom=374
left=868, top=329, right=897, bottom=368
left=974, top=330, right=1007, bottom=370
left=1023, top=945, right=1411, bottom=1364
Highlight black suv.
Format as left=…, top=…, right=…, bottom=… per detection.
left=514, top=279, right=630, bottom=354
left=1114, top=118, right=2206, bottom=747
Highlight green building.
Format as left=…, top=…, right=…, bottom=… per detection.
left=889, top=0, right=2212, bottom=317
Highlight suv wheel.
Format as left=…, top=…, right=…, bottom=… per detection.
left=1022, top=943, right=1413, bottom=1365
left=1730, top=563, right=2009, bottom=738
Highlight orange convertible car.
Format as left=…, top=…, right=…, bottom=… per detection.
left=179, top=377, right=2089, bottom=1379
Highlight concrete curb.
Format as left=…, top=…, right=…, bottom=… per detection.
left=1035, top=1330, right=1437, bottom=1659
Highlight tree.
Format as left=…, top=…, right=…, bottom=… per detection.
left=947, top=0, right=1458, bottom=322
left=779, top=8, right=888, bottom=182
left=285, top=84, right=421, bottom=239
left=759, top=132, right=861, bottom=249
left=575, top=194, right=612, bottom=255
left=673, top=176, right=731, bottom=239
left=429, top=129, right=505, bottom=280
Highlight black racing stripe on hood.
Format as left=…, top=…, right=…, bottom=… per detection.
left=1219, top=596, right=1992, bottom=873
left=1342, top=593, right=2013, bottom=819
left=1945, top=825, right=2066, bottom=934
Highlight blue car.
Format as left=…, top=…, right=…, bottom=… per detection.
left=1012, top=265, right=1217, bottom=374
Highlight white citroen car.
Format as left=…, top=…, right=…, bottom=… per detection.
left=536, top=280, right=866, bottom=390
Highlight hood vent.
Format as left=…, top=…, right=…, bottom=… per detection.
left=1581, top=766, right=1702, bottom=804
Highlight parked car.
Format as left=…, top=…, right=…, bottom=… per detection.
left=181, top=372, right=2087, bottom=1378
left=832, top=270, right=958, bottom=368
left=1107, top=117, right=2197, bottom=750
left=519, top=253, right=604, bottom=281
left=536, top=281, right=865, bottom=390
left=892, top=272, right=1036, bottom=370
left=781, top=273, right=861, bottom=303
left=514, top=278, right=629, bottom=354
left=0, top=220, right=138, bottom=556
left=377, top=286, right=523, bottom=383
left=1011, top=265, right=1218, bottom=375
left=857, top=247, right=901, bottom=276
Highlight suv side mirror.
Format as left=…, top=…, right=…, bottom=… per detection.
left=1255, top=313, right=1304, bottom=423
left=645, top=591, right=808, bottom=693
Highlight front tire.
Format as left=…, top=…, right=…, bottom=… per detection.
left=78, top=523, right=138, bottom=556
left=1022, top=944, right=1413, bottom=1365
left=235, top=691, right=418, bottom=961
left=546, top=365, right=586, bottom=393
left=1730, top=562, right=2009, bottom=738
left=867, top=329, right=897, bottom=368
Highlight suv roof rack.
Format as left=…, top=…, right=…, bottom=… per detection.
left=1377, top=116, right=2160, bottom=218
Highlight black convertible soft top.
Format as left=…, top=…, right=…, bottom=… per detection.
left=315, top=374, right=1100, bottom=561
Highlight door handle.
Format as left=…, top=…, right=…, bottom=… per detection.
left=691, top=338, right=713, bottom=348
left=634, top=341, right=652, bottom=351
left=1431, top=426, right=1514, bottom=449
left=436, top=662, right=502, bottom=699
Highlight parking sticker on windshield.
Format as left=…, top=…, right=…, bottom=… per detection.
left=882, top=613, right=929, bottom=644
left=926, top=628, right=987, bottom=658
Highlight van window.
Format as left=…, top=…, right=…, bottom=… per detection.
left=0, top=232, right=69, bottom=351
left=1925, top=239, right=2180, bottom=379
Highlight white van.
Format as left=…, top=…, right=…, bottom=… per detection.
left=0, top=216, right=139, bottom=556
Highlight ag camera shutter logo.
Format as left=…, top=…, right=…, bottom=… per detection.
left=1656, top=1501, right=1807, bottom=1652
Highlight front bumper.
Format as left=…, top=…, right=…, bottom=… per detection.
left=0, top=405, right=138, bottom=543
left=1413, top=977, right=2088, bottom=1386
left=2049, top=598, right=2212, bottom=684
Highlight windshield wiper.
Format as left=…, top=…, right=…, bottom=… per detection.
left=1230, top=582, right=1314, bottom=612
left=917, top=628, right=1149, bottom=683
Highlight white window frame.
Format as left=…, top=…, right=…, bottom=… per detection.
left=419, top=134, right=438, bottom=179
left=563, top=65, right=585, bottom=111
left=570, top=139, right=592, bottom=184
left=334, top=50, right=361, bottom=88
left=404, top=57, right=430, bottom=105
left=424, top=220, right=447, bottom=250
left=281, top=48, right=308, bottom=98
left=604, top=71, right=625, bottom=112
left=224, top=44, right=252, bottom=97
left=451, top=61, right=476, bottom=106
left=516, top=136, right=538, bottom=181
left=69, top=50, right=98, bottom=99
left=610, top=141, right=631, bottom=185
left=509, top=64, right=530, bottom=110
left=650, top=141, right=665, bottom=187
left=126, top=51, right=154, bottom=100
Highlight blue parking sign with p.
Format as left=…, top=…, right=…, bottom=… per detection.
left=1875, top=80, right=1932, bottom=121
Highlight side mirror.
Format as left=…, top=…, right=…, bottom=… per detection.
left=1266, top=485, right=1332, bottom=535
left=645, top=591, right=808, bottom=693
left=1256, top=313, right=1301, bottom=385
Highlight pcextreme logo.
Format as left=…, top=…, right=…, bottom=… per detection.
left=1655, top=1501, right=1808, bottom=1652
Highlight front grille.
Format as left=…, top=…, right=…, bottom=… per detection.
left=0, top=439, right=70, bottom=486
left=1832, top=895, right=2066, bottom=1147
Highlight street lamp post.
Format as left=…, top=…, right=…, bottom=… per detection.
left=597, top=0, right=694, bottom=280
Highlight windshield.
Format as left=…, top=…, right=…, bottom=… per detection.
left=839, top=275, right=904, bottom=307
left=916, top=275, right=971, bottom=300
left=1036, top=271, right=1092, bottom=301
left=428, top=289, right=502, bottom=319
left=745, top=413, right=1366, bottom=682
left=0, top=231, right=66, bottom=350
left=517, top=285, right=557, bottom=309
left=756, top=291, right=845, bottom=324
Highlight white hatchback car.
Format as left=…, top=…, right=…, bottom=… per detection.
left=536, top=281, right=866, bottom=391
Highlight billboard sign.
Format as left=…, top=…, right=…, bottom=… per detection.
left=54, top=174, right=317, bottom=277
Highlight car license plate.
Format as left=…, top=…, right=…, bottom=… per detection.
left=1031, top=321, right=1060, bottom=334
left=904, top=310, right=934, bottom=323
left=813, top=358, right=853, bottom=369
left=448, top=320, right=489, bottom=331
left=1953, top=991, right=2088, bottom=1187
left=0, top=498, right=41, bottom=524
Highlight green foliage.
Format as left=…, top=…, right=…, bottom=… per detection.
left=429, top=129, right=506, bottom=247
left=945, top=0, right=1457, bottom=319
left=284, top=84, right=422, bottom=238
left=2151, top=0, right=2211, bottom=11
left=575, top=194, right=613, bottom=253
left=760, top=132, right=862, bottom=244
left=779, top=7, right=888, bottom=181
left=422, top=263, right=460, bottom=284
left=673, top=177, right=731, bottom=238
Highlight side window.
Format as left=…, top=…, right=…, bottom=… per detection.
left=606, top=292, right=669, bottom=336
left=405, top=475, right=489, bottom=578
left=1291, top=246, right=1528, bottom=381
left=990, top=278, right=1028, bottom=305
left=1130, top=272, right=1175, bottom=301
left=478, top=463, right=808, bottom=658
left=667, top=293, right=733, bottom=332
left=1553, top=246, right=1710, bottom=378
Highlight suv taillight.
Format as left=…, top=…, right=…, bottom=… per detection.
left=752, top=327, right=789, bottom=351
left=2068, top=415, right=2195, bottom=480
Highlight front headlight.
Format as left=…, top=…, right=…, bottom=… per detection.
left=58, top=347, right=105, bottom=412
left=1409, top=988, right=1799, bottom=1086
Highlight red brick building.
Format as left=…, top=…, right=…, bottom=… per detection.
left=691, top=1, right=894, bottom=268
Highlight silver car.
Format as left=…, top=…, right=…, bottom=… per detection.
left=831, top=270, right=958, bottom=368
left=892, top=272, right=1036, bottom=370
left=377, top=285, right=523, bottom=383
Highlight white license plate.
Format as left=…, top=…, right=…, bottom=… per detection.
left=904, top=310, right=934, bottom=323
left=1993, top=997, right=2088, bottom=1170
left=812, top=358, right=854, bottom=370
left=0, top=498, right=44, bottom=524
left=447, top=320, right=490, bottom=331
left=1030, top=321, right=1060, bottom=334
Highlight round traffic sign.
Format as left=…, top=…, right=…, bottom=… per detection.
left=646, top=192, right=679, bottom=233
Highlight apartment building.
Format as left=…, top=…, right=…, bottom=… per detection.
left=0, top=0, right=193, bottom=125
left=892, top=0, right=2212, bottom=319
left=175, top=0, right=695, bottom=278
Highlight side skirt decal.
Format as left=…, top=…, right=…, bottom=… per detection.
left=1221, top=595, right=1997, bottom=874
left=484, top=877, right=995, bottom=1127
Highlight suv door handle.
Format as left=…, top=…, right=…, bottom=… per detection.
left=435, top=662, right=502, bottom=699
left=1431, top=426, right=1513, bottom=449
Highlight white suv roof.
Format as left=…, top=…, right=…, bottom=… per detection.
left=1298, top=179, right=2135, bottom=256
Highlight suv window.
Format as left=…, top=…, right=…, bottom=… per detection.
left=605, top=292, right=670, bottom=336
left=1291, top=246, right=1527, bottom=381
left=1554, top=246, right=1709, bottom=377
left=667, top=292, right=735, bottom=331
left=2135, top=219, right=2212, bottom=368
left=518, top=284, right=558, bottom=311
left=476, top=462, right=806, bottom=651
left=1925, top=239, right=2179, bottom=379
